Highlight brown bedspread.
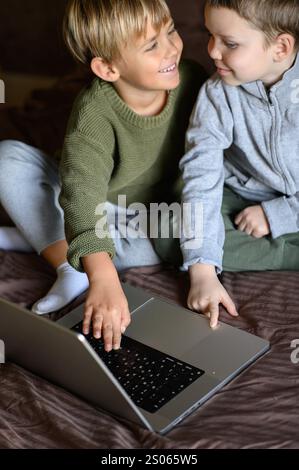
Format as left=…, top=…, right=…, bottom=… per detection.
left=0, top=250, right=298, bottom=449
left=0, top=0, right=298, bottom=449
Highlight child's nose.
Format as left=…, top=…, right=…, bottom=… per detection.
left=165, top=39, right=180, bottom=58
left=208, top=40, right=222, bottom=61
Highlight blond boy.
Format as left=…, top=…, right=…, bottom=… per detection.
left=0, top=0, right=205, bottom=351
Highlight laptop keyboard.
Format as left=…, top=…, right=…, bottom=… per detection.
left=72, top=321, right=205, bottom=414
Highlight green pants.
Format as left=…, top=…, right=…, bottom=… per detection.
left=154, top=186, right=299, bottom=272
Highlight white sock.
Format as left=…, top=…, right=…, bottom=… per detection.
left=0, top=226, right=34, bottom=252
left=32, top=262, right=89, bottom=314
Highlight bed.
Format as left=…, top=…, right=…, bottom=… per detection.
left=0, top=0, right=298, bottom=449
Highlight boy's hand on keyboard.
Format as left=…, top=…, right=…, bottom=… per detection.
left=235, top=205, right=270, bottom=238
left=82, top=253, right=131, bottom=352
left=188, top=264, right=238, bottom=329
left=83, top=278, right=131, bottom=353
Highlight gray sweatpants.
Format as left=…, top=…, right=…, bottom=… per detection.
left=0, top=140, right=161, bottom=271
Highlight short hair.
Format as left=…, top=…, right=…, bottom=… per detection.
left=205, top=0, right=299, bottom=50
left=63, top=0, right=171, bottom=65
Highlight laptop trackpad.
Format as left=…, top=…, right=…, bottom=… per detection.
left=127, top=298, right=212, bottom=357
left=121, top=283, right=154, bottom=312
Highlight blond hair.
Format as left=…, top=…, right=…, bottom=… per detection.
left=206, top=0, right=299, bottom=50
left=63, top=0, right=171, bottom=65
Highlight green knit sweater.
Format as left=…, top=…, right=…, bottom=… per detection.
left=59, top=60, right=206, bottom=271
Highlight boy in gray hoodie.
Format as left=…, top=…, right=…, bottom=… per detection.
left=180, top=0, right=299, bottom=328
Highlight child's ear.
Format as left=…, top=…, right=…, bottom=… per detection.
left=90, top=58, right=120, bottom=82
left=274, top=33, right=296, bottom=62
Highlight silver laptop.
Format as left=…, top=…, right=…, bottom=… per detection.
left=0, top=282, right=269, bottom=434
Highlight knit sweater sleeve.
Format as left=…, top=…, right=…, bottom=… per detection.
left=59, top=124, right=115, bottom=272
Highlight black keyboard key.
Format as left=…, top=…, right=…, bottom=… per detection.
left=72, top=321, right=204, bottom=414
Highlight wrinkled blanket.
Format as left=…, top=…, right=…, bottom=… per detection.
left=0, top=250, right=298, bottom=449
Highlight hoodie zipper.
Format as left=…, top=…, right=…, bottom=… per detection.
left=267, top=91, right=288, bottom=194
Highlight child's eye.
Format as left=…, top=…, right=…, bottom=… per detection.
left=225, top=42, right=238, bottom=49
left=168, top=27, right=177, bottom=35
left=145, top=41, right=158, bottom=52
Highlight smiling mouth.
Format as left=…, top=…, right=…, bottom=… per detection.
left=159, top=63, right=177, bottom=73
left=216, top=65, right=231, bottom=72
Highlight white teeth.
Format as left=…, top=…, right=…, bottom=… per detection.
left=159, top=64, right=176, bottom=73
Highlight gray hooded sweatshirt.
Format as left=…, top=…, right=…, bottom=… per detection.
left=180, top=53, right=299, bottom=272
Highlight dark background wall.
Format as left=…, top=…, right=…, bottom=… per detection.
left=0, top=0, right=212, bottom=77
left=0, top=0, right=74, bottom=76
